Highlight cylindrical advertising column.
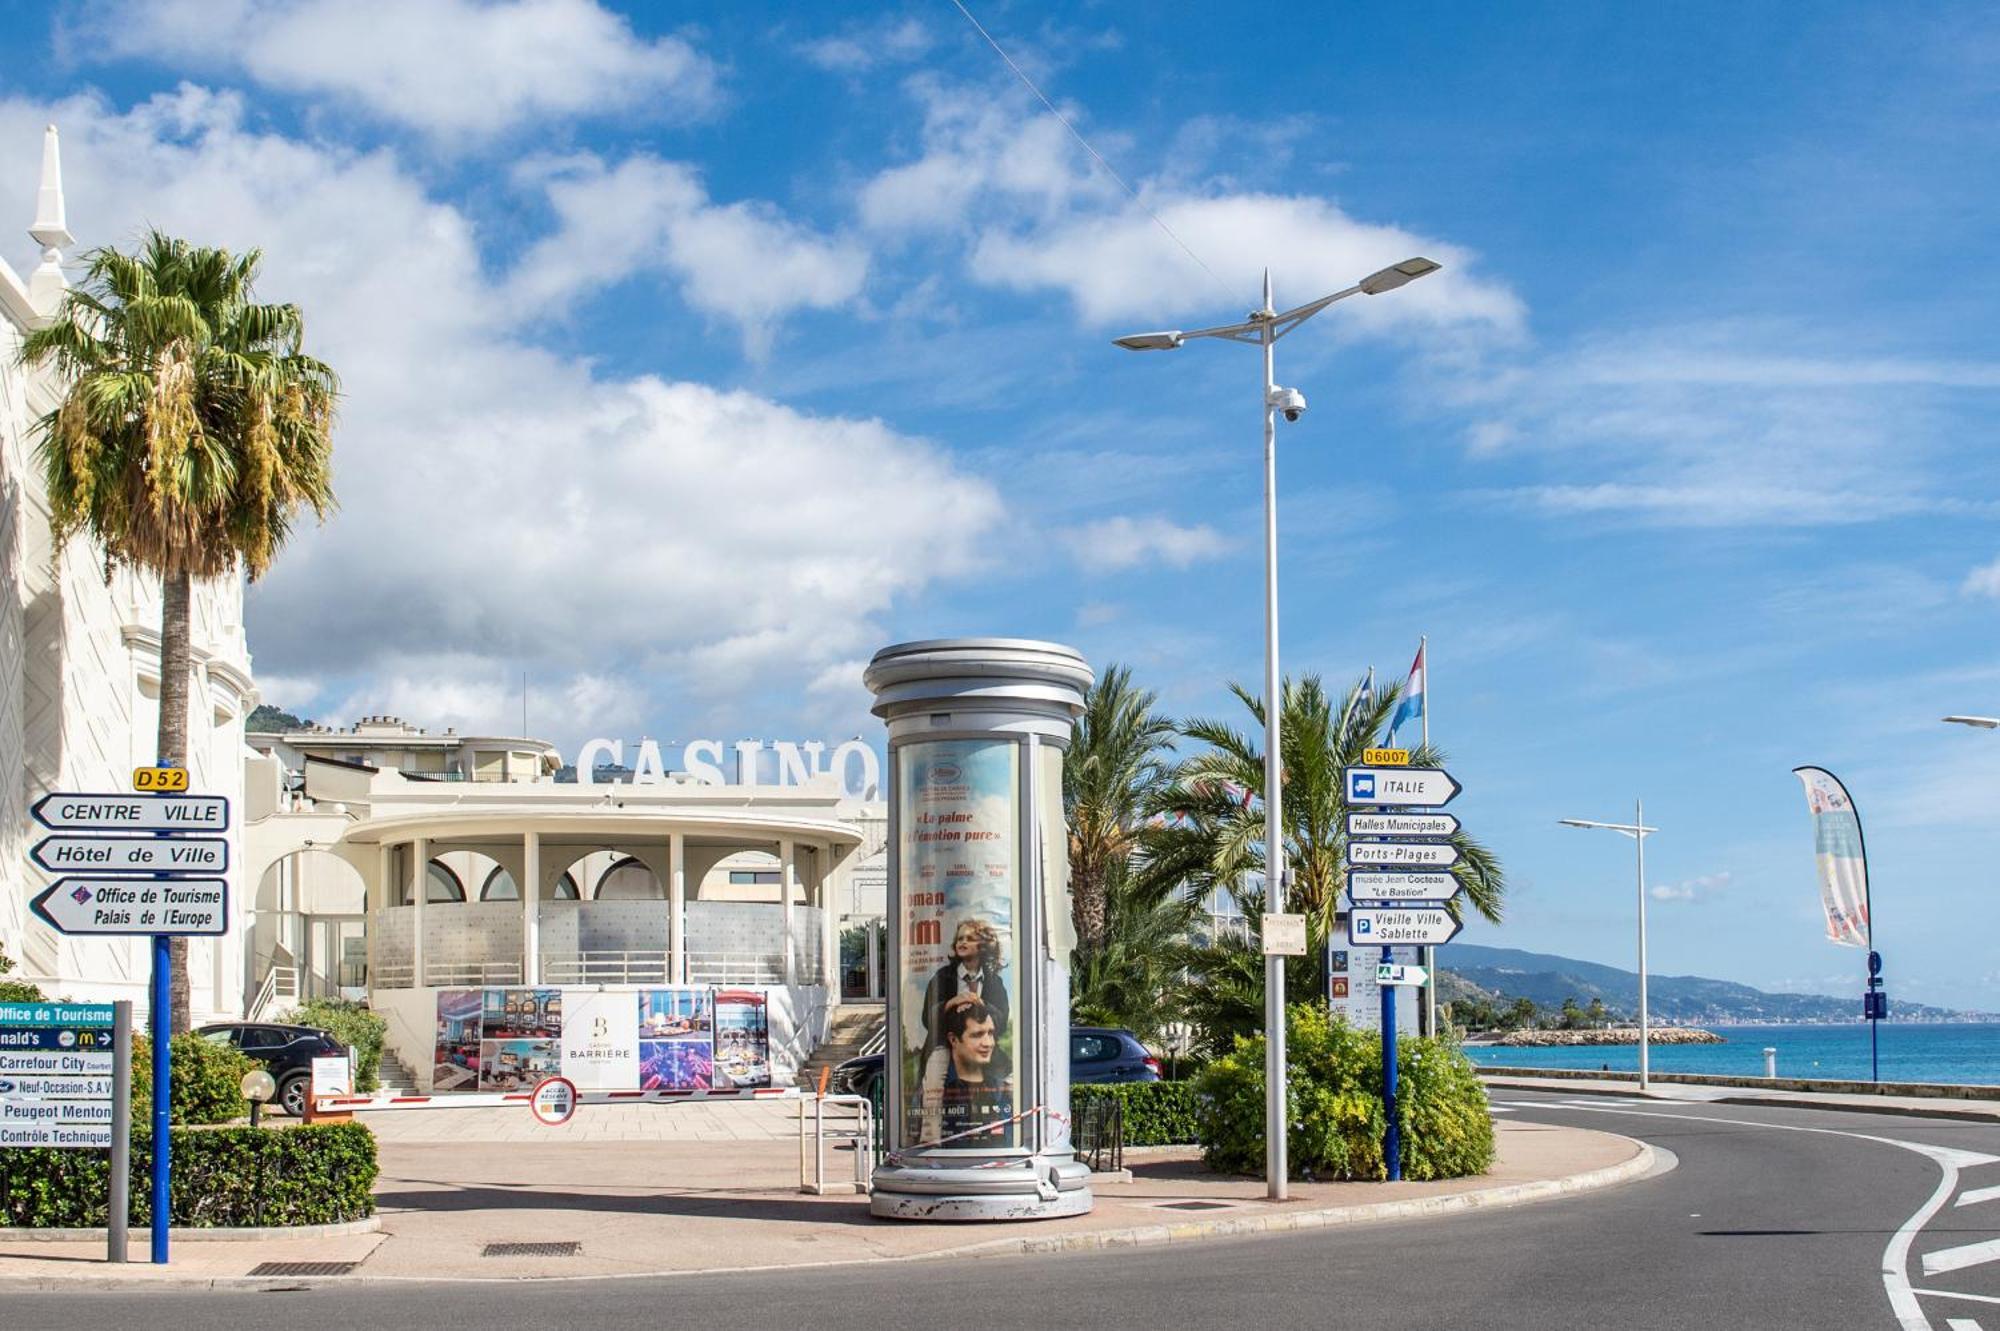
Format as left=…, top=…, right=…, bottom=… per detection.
left=865, top=638, right=1093, bottom=1221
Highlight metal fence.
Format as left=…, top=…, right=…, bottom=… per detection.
left=1074, top=1094, right=1124, bottom=1174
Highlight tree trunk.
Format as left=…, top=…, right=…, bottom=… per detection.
left=157, top=568, right=193, bottom=1034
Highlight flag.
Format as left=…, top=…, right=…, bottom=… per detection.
left=1792, top=766, right=1871, bottom=949
left=1388, top=642, right=1425, bottom=742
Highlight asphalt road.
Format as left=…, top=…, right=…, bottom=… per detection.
left=13, top=1088, right=2000, bottom=1331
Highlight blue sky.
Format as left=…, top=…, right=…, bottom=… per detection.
left=1, top=1, right=1995, bottom=1008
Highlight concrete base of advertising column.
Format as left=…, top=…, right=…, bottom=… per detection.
left=870, top=1157, right=1095, bottom=1221
left=866, top=638, right=1096, bottom=1224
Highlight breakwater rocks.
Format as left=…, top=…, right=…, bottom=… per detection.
left=1493, top=1027, right=1725, bottom=1047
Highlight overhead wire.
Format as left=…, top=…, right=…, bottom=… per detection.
left=946, top=0, right=1237, bottom=304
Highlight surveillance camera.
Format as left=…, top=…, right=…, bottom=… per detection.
left=1269, top=386, right=1307, bottom=422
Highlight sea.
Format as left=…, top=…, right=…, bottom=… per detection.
left=1462, top=1022, right=2000, bottom=1087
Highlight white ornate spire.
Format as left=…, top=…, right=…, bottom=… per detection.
left=28, top=124, right=72, bottom=314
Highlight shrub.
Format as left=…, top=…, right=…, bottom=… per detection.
left=130, top=1033, right=256, bottom=1125
left=1072, top=1081, right=1199, bottom=1146
left=0, top=1123, right=377, bottom=1228
left=1193, top=1004, right=1495, bottom=1182
left=282, top=997, right=387, bottom=1092
left=0, top=941, right=44, bottom=1002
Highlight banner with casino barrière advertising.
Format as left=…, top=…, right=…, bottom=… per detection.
left=433, top=986, right=771, bottom=1093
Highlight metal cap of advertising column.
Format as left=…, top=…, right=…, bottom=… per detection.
left=865, top=638, right=1094, bottom=1220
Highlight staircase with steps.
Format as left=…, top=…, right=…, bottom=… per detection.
left=374, top=1047, right=419, bottom=1094
left=798, top=1005, right=887, bottom=1089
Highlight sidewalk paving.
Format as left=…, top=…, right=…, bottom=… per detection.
left=1482, top=1072, right=2000, bottom=1123
left=0, top=1116, right=1648, bottom=1288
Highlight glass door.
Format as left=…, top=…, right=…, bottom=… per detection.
left=306, top=915, right=369, bottom=1000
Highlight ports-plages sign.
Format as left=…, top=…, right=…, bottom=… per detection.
left=572, top=738, right=881, bottom=801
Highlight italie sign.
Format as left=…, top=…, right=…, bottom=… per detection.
left=571, top=738, right=881, bottom=801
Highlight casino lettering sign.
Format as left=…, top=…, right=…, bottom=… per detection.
left=572, top=738, right=881, bottom=801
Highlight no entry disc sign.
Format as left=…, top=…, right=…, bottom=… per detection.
left=529, top=1076, right=578, bottom=1126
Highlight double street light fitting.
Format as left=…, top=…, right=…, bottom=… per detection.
left=1113, top=254, right=1441, bottom=1201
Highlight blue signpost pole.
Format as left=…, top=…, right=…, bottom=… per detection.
left=149, top=933, right=170, bottom=1264
left=1380, top=944, right=1400, bottom=1182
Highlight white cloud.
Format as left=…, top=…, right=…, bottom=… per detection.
left=858, top=81, right=1523, bottom=339
left=1965, top=557, right=2000, bottom=598
left=1648, top=871, right=1732, bottom=903
left=800, top=18, right=931, bottom=74
left=1, top=89, right=999, bottom=737
left=509, top=153, right=868, bottom=354
left=1461, top=324, right=2000, bottom=528
left=1062, top=515, right=1230, bottom=572
left=327, top=660, right=642, bottom=746
left=78, top=0, right=718, bottom=140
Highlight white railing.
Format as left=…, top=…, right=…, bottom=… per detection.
left=372, top=953, right=826, bottom=990
left=540, top=951, right=672, bottom=985
left=686, top=951, right=786, bottom=985
left=248, top=964, right=299, bottom=1021
left=859, top=1018, right=888, bottom=1058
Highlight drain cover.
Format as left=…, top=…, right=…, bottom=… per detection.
left=482, top=1241, right=582, bottom=1258
left=1157, top=1201, right=1234, bottom=1212
left=249, top=1261, right=358, bottom=1277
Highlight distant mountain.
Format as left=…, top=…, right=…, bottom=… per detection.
left=1436, top=943, right=1992, bottom=1024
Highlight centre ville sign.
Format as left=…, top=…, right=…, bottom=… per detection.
left=570, top=738, right=882, bottom=801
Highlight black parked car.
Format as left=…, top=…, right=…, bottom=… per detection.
left=196, top=1022, right=348, bottom=1116
left=828, top=1026, right=1161, bottom=1101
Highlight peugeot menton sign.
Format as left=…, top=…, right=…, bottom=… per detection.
left=571, top=738, right=881, bottom=801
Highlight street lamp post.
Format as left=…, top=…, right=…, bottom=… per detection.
left=1559, top=803, right=1659, bottom=1092
left=1115, top=256, right=1441, bottom=1200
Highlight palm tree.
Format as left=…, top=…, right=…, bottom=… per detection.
left=1068, top=861, right=1200, bottom=1045
left=1167, top=672, right=1505, bottom=953
left=22, top=231, right=338, bottom=1032
left=1063, top=664, right=1178, bottom=951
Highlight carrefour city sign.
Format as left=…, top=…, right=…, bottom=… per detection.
left=572, top=738, right=881, bottom=801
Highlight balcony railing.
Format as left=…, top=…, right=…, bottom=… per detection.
left=371, top=951, right=818, bottom=989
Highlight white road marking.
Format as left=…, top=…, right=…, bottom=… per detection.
left=1959, top=1185, right=2000, bottom=1208
left=1919, top=1290, right=2000, bottom=1308
left=1488, top=1107, right=1515, bottom=1114
left=1945, top=1319, right=1983, bottom=1330
left=1496, top=1097, right=1997, bottom=1331
left=1925, top=1239, right=2000, bottom=1277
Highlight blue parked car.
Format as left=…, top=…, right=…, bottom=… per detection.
left=828, top=1026, right=1160, bottom=1100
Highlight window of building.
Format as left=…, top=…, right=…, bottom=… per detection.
left=399, top=861, right=465, bottom=904
left=727, top=870, right=782, bottom=885
left=593, top=857, right=662, bottom=900
left=481, top=867, right=517, bottom=900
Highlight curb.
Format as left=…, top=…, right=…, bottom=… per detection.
left=1484, top=1075, right=2000, bottom=1126
left=928, top=1138, right=1661, bottom=1260
left=1, top=1215, right=381, bottom=1243
left=0, top=1136, right=1658, bottom=1290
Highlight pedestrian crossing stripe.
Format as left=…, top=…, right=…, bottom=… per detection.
left=1923, top=1238, right=2000, bottom=1277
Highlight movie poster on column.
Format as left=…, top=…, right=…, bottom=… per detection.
left=897, top=739, right=1020, bottom=1150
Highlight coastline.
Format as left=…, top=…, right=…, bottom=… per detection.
left=1477, top=1027, right=1724, bottom=1048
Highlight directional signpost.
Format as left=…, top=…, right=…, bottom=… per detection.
left=1343, top=766, right=1461, bottom=808
left=1345, top=870, right=1462, bottom=905
left=1346, top=840, right=1461, bottom=869
left=29, top=781, right=231, bottom=1265
left=1341, top=763, right=1464, bottom=1185
left=1350, top=906, right=1463, bottom=946
left=1347, top=812, right=1459, bottom=838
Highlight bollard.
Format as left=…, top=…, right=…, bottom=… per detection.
left=1763, top=1047, right=1777, bottom=1079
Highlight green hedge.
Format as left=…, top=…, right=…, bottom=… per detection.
left=0, top=1123, right=377, bottom=1228
left=1194, top=1004, right=1495, bottom=1182
left=131, top=1033, right=256, bottom=1125
left=281, top=998, right=386, bottom=1093
left=1073, top=1081, right=1199, bottom=1145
